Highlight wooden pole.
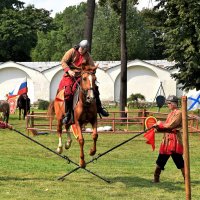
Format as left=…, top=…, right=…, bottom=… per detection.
left=182, top=96, right=191, bottom=200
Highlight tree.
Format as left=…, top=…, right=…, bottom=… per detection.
left=120, top=0, right=128, bottom=117
left=156, top=0, right=200, bottom=91
left=31, top=4, right=87, bottom=61
left=0, top=4, right=53, bottom=61
left=84, top=0, right=96, bottom=52
left=139, top=8, right=166, bottom=59
left=0, top=0, right=24, bottom=11
left=99, top=0, right=138, bottom=117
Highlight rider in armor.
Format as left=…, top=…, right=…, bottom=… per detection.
left=59, top=40, right=109, bottom=124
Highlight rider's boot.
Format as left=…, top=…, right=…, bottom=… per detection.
left=62, top=99, right=72, bottom=124
left=95, top=86, right=109, bottom=117
left=153, top=165, right=162, bottom=183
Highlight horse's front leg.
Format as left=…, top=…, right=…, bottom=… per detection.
left=23, top=109, right=27, bottom=120
left=56, top=119, right=63, bottom=154
left=89, top=122, right=98, bottom=156
left=76, top=124, right=85, bottom=168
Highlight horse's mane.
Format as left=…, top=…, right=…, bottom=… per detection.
left=82, top=65, right=98, bottom=73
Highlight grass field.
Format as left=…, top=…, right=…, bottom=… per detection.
left=0, top=111, right=200, bottom=200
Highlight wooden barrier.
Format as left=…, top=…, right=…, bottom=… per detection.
left=26, top=109, right=200, bottom=135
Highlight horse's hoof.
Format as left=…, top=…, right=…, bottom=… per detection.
left=80, top=160, right=86, bottom=168
left=56, top=147, right=63, bottom=154
left=89, top=149, right=96, bottom=156
left=65, top=140, right=72, bottom=149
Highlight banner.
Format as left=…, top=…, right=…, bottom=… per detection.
left=7, top=96, right=18, bottom=114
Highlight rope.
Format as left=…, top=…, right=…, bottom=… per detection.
left=13, top=128, right=109, bottom=183
left=58, top=126, right=154, bottom=181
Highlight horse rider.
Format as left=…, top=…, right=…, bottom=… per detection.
left=59, top=39, right=109, bottom=124
left=152, top=95, right=185, bottom=183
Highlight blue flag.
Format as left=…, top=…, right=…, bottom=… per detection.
left=187, top=91, right=200, bottom=111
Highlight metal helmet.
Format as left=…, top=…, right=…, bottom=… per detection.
left=166, top=95, right=178, bottom=103
left=79, top=40, right=89, bottom=48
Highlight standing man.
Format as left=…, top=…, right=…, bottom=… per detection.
left=153, top=95, right=185, bottom=183
left=59, top=39, right=109, bottom=124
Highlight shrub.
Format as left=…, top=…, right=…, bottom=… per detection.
left=38, top=100, right=49, bottom=110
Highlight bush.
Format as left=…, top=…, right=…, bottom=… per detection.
left=38, top=100, right=50, bottom=110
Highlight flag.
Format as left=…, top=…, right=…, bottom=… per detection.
left=187, top=91, right=200, bottom=111
left=8, top=77, right=27, bottom=98
left=144, top=128, right=155, bottom=151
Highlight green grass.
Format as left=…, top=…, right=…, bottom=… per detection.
left=0, top=111, right=200, bottom=200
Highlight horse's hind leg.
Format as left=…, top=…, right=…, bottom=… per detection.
left=89, top=126, right=98, bottom=156
left=19, top=109, right=21, bottom=120
left=56, top=120, right=63, bottom=154
left=6, top=113, right=9, bottom=123
left=64, top=125, right=72, bottom=149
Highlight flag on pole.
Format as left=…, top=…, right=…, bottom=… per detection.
left=187, top=91, right=200, bottom=111
left=144, top=129, right=155, bottom=151
left=8, top=77, right=28, bottom=98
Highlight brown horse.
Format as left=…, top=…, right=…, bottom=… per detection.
left=48, top=65, right=98, bottom=168
left=0, top=100, right=10, bottom=123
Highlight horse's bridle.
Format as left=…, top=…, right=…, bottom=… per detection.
left=74, top=71, right=96, bottom=103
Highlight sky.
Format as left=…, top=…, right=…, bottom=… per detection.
left=22, top=0, right=156, bottom=17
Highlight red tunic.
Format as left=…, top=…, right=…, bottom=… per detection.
left=157, top=109, right=183, bottom=155
left=58, top=48, right=94, bottom=99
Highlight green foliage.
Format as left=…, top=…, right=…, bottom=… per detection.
left=0, top=0, right=24, bottom=11
left=32, top=2, right=164, bottom=61
left=31, top=4, right=87, bottom=61
left=127, top=93, right=145, bottom=102
left=38, top=100, right=49, bottom=110
left=156, top=0, right=200, bottom=90
left=0, top=3, right=53, bottom=61
left=139, top=9, right=166, bottom=59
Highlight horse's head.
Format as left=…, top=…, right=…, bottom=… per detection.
left=80, top=65, right=97, bottom=104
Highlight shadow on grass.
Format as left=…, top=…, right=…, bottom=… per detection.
left=110, top=176, right=184, bottom=191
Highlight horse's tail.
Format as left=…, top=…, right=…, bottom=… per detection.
left=47, top=100, right=55, bottom=117
left=6, top=108, right=10, bottom=123
left=4, top=102, right=10, bottom=123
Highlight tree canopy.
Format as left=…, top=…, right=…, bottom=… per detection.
left=0, top=1, right=53, bottom=61
left=156, top=0, right=200, bottom=91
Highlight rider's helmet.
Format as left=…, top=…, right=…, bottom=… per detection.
left=79, top=40, right=89, bottom=49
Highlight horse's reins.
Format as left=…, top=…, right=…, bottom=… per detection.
left=72, top=71, right=96, bottom=96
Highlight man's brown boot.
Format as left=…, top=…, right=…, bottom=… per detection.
left=153, top=166, right=161, bottom=183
